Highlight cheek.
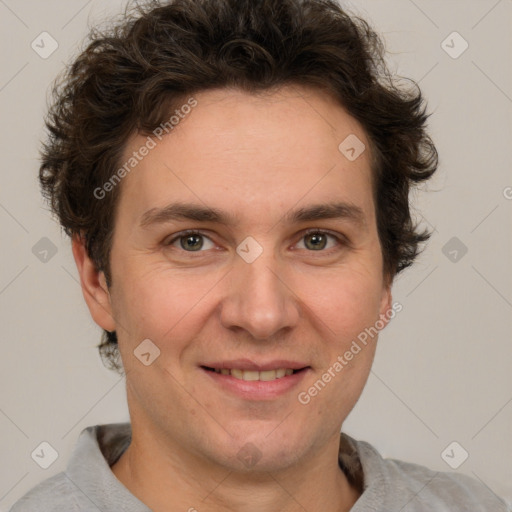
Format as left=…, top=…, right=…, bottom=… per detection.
left=110, top=264, right=225, bottom=349
left=110, top=273, right=171, bottom=340
left=301, top=266, right=384, bottom=339
left=110, top=243, right=385, bottom=353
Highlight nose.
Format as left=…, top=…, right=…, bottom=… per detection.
left=219, top=248, right=300, bottom=341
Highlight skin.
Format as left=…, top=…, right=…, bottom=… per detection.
left=73, top=85, right=392, bottom=512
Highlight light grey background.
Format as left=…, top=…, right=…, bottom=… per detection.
left=1, top=0, right=511, bottom=508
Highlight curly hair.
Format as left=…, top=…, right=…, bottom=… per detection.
left=40, top=0, right=438, bottom=374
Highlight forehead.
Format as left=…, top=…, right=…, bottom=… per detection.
left=116, top=86, right=375, bottom=229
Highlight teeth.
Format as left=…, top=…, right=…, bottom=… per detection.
left=213, top=368, right=298, bottom=381
left=259, top=370, right=277, bottom=381
left=243, top=370, right=260, bottom=381
left=231, top=369, right=244, bottom=379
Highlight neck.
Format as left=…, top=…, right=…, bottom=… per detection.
left=111, top=423, right=360, bottom=512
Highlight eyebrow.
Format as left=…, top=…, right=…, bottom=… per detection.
left=139, top=201, right=366, bottom=229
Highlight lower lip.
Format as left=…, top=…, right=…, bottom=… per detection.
left=201, top=367, right=310, bottom=400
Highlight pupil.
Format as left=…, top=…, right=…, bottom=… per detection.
left=306, top=233, right=326, bottom=250
left=182, top=234, right=203, bottom=251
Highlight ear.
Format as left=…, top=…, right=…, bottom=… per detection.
left=71, top=235, right=116, bottom=332
left=377, top=281, right=393, bottom=329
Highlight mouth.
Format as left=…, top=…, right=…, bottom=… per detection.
left=201, top=366, right=307, bottom=382
left=199, top=360, right=311, bottom=399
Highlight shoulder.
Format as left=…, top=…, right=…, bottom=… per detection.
left=347, top=436, right=510, bottom=511
left=9, top=423, right=131, bottom=512
left=383, top=456, right=507, bottom=511
left=9, top=472, right=81, bottom=511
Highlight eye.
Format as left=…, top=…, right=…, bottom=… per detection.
left=296, top=230, right=342, bottom=251
left=163, top=228, right=345, bottom=255
left=165, top=230, right=215, bottom=252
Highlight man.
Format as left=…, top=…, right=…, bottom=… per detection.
left=10, top=0, right=509, bottom=510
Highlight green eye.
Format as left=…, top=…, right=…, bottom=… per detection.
left=180, top=233, right=204, bottom=251
left=304, top=232, right=328, bottom=250
left=164, top=229, right=344, bottom=255
left=299, top=230, right=341, bottom=252
left=166, top=231, right=215, bottom=252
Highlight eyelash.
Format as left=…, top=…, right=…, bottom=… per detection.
left=163, top=228, right=347, bottom=255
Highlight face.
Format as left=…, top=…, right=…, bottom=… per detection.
left=80, top=86, right=392, bottom=472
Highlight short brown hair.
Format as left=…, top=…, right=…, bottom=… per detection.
left=40, top=0, right=438, bottom=373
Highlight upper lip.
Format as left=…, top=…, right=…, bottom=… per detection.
left=201, top=359, right=309, bottom=371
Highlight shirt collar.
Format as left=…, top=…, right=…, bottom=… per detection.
left=65, top=423, right=376, bottom=510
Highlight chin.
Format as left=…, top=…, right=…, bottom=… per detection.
left=204, top=426, right=313, bottom=473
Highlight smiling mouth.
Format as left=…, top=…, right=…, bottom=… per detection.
left=201, top=366, right=308, bottom=382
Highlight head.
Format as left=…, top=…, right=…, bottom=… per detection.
left=41, top=0, right=437, bottom=472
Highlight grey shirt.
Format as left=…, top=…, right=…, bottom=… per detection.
left=9, top=423, right=510, bottom=511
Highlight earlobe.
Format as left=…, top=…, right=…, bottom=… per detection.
left=378, top=284, right=393, bottom=329
left=71, top=235, right=116, bottom=332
